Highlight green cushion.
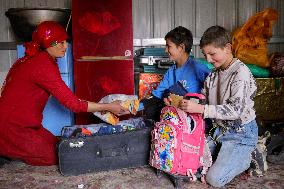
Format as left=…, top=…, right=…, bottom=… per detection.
left=195, top=58, right=270, bottom=78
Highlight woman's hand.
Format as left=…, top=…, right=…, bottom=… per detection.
left=180, top=99, right=205, bottom=114
left=108, top=101, right=130, bottom=116
left=87, top=101, right=130, bottom=116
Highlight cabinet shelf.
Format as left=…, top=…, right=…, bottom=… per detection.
left=77, top=56, right=132, bottom=61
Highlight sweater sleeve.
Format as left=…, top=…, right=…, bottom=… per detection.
left=203, top=69, right=256, bottom=120
left=32, top=55, right=88, bottom=113
left=201, top=77, right=210, bottom=105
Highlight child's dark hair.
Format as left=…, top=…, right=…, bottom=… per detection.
left=199, top=25, right=231, bottom=48
left=165, top=26, right=193, bottom=54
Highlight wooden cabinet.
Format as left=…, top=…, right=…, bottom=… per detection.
left=72, top=0, right=134, bottom=124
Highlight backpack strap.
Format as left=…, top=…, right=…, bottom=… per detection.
left=187, top=169, right=197, bottom=181
left=184, top=93, right=206, bottom=105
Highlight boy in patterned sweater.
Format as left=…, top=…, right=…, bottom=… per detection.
left=180, top=25, right=259, bottom=187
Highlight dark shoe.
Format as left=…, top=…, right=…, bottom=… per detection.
left=267, top=148, right=284, bottom=164
left=266, top=132, right=284, bottom=165
left=249, top=133, right=269, bottom=177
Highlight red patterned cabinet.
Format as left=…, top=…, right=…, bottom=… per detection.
left=72, top=0, right=134, bottom=124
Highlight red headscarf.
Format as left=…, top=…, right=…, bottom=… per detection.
left=24, top=21, right=68, bottom=58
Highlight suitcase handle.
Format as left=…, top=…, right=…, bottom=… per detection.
left=100, top=144, right=129, bottom=157
left=69, top=141, right=85, bottom=148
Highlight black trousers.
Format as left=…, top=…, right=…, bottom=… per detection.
left=140, top=96, right=165, bottom=122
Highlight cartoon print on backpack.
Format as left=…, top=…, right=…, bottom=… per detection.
left=157, top=123, right=175, bottom=172
left=160, top=109, right=179, bottom=125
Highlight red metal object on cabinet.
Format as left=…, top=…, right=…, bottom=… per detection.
left=72, top=0, right=134, bottom=124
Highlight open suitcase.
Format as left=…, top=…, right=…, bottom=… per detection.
left=58, top=119, right=153, bottom=176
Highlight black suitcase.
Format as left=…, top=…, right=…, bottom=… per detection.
left=58, top=124, right=152, bottom=176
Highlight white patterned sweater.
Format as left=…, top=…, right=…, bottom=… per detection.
left=202, top=59, right=257, bottom=127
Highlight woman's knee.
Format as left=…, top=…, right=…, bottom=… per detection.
left=24, top=143, right=58, bottom=166
left=24, top=154, right=58, bottom=166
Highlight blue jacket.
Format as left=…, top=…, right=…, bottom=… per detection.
left=152, top=57, right=211, bottom=99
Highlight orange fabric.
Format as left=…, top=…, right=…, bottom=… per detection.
left=232, top=8, right=278, bottom=68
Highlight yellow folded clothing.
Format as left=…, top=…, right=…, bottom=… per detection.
left=101, top=112, right=120, bottom=125
left=169, top=93, right=183, bottom=108
left=121, top=99, right=140, bottom=115
left=94, top=94, right=139, bottom=125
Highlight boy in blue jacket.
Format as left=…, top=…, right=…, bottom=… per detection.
left=141, top=26, right=211, bottom=121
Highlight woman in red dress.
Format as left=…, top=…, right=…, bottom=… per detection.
left=0, top=21, right=128, bottom=166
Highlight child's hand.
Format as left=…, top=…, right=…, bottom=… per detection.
left=180, top=99, right=204, bottom=114
left=163, top=97, right=172, bottom=106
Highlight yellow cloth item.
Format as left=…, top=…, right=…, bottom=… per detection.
left=232, top=8, right=278, bottom=68
left=169, top=93, right=183, bottom=108
left=102, top=112, right=120, bottom=125
left=93, top=94, right=139, bottom=125
left=120, top=99, right=140, bottom=115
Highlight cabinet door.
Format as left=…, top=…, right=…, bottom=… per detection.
left=74, top=60, right=134, bottom=125
left=72, top=0, right=133, bottom=59
left=72, top=0, right=134, bottom=124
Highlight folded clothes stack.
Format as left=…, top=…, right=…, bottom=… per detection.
left=61, top=117, right=147, bottom=138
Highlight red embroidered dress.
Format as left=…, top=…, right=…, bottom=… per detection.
left=0, top=52, right=87, bottom=165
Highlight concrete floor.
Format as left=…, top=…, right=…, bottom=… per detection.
left=0, top=161, right=284, bottom=189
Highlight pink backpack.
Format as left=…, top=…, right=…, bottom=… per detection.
left=149, top=93, right=208, bottom=180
